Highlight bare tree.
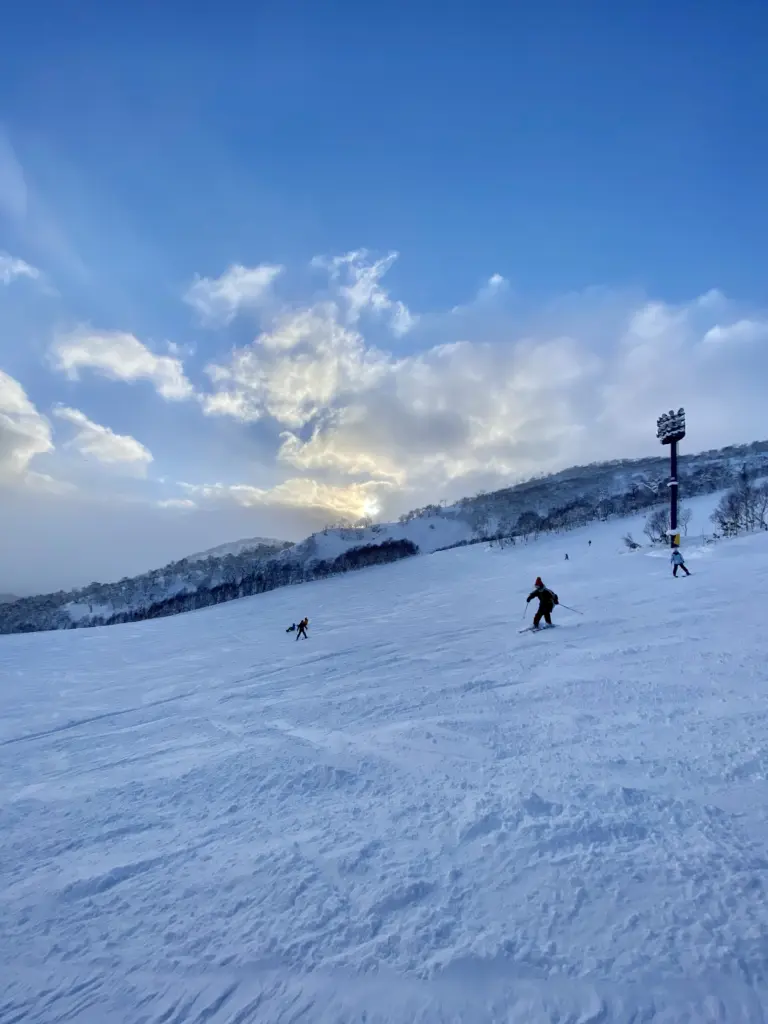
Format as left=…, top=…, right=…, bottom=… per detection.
left=643, top=506, right=669, bottom=545
left=711, top=478, right=768, bottom=536
left=644, top=504, right=693, bottom=544
left=623, top=532, right=641, bottom=550
left=711, top=491, right=744, bottom=536
left=756, top=482, right=768, bottom=529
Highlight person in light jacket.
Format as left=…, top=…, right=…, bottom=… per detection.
left=671, top=548, right=690, bottom=577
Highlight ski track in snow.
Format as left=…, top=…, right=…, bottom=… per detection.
left=3, top=498, right=768, bottom=1021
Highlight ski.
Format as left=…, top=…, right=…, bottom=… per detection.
left=518, top=624, right=558, bottom=634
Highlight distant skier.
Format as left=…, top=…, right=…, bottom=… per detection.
left=588, top=540, right=592, bottom=547
left=565, top=553, right=569, bottom=560
left=296, top=617, right=309, bottom=640
left=671, top=548, right=690, bottom=577
left=526, top=577, right=559, bottom=629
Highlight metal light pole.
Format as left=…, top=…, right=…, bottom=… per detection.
left=656, top=407, right=686, bottom=548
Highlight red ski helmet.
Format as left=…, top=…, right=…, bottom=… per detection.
left=535, top=577, right=543, bottom=587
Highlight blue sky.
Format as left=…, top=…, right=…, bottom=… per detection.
left=1, top=0, right=768, bottom=594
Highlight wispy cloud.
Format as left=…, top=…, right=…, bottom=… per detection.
left=53, top=405, right=153, bottom=470
left=184, top=263, right=284, bottom=327
left=0, top=252, right=40, bottom=285
left=157, top=497, right=196, bottom=510
left=50, top=328, right=194, bottom=401
left=312, top=249, right=417, bottom=336
left=0, top=125, right=88, bottom=282
left=0, top=127, right=27, bottom=222
left=450, top=273, right=509, bottom=314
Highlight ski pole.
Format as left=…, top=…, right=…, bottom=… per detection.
left=559, top=603, right=583, bottom=615
left=522, top=603, right=529, bottom=620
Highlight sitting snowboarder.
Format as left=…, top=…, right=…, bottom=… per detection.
left=286, top=623, right=297, bottom=633
left=296, top=617, right=309, bottom=640
left=526, top=577, right=559, bottom=629
left=671, top=548, right=690, bottom=577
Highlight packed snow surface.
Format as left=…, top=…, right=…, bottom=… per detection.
left=3, top=498, right=768, bottom=1022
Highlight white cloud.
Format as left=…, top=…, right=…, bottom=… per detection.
left=201, top=389, right=257, bottom=421
left=313, top=249, right=417, bottom=336
left=157, top=498, right=196, bottom=510
left=270, top=333, right=598, bottom=500
left=50, top=328, right=194, bottom=401
left=473, top=272, right=509, bottom=305
left=200, top=274, right=768, bottom=517
left=200, top=280, right=600, bottom=503
left=0, top=252, right=40, bottom=285
left=277, top=418, right=406, bottom=483
left=202, top=303, right=389, bottom=428
left=389, top=301, right=417, bottom=336
left=451, top=273, right=509, bottom=314
left=184, top=263, right=283, bottom=327
left=23, top=471, right=76, bottom=495
left=181, top=475, right=392, bottom=521
left=0, top=370, right=53, bottom=483
left=53, top=405, right=153, bottom=470
left=702, top=319, right=768, bottom=346
left=198, top=253, right=417, bottom=428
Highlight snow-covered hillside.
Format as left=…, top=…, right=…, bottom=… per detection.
left=3, top=494, right=768, bottom=1022
left=3, top=437, right=767, bottom=636
left=184, top=536, right=292, bottom=562
left=294, top=510, right=476, bottom=560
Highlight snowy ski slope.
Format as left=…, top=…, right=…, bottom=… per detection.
left=3, top=494, right=768, bottom=1022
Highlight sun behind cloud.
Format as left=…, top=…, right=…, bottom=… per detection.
left=362, top=494, right=382, bottom=518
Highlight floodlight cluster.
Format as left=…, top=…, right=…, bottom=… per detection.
left=656, top=407, right=686, bottom=443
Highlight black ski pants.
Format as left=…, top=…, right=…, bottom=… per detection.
left=533, top=606, right=552, bottom=627
left=673, top=564, right=690, bottom=576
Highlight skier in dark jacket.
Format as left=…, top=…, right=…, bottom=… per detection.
left=526, top=577, right=559, bottom=628
left=296, top=617, right=309, bottom=640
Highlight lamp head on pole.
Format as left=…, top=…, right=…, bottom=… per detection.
left=656, top=407, right=686, bottom=445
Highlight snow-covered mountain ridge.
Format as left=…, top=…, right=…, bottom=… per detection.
left=2, top=437, right=767, bottom=635
left=184, top=536, right=292, bottom=562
